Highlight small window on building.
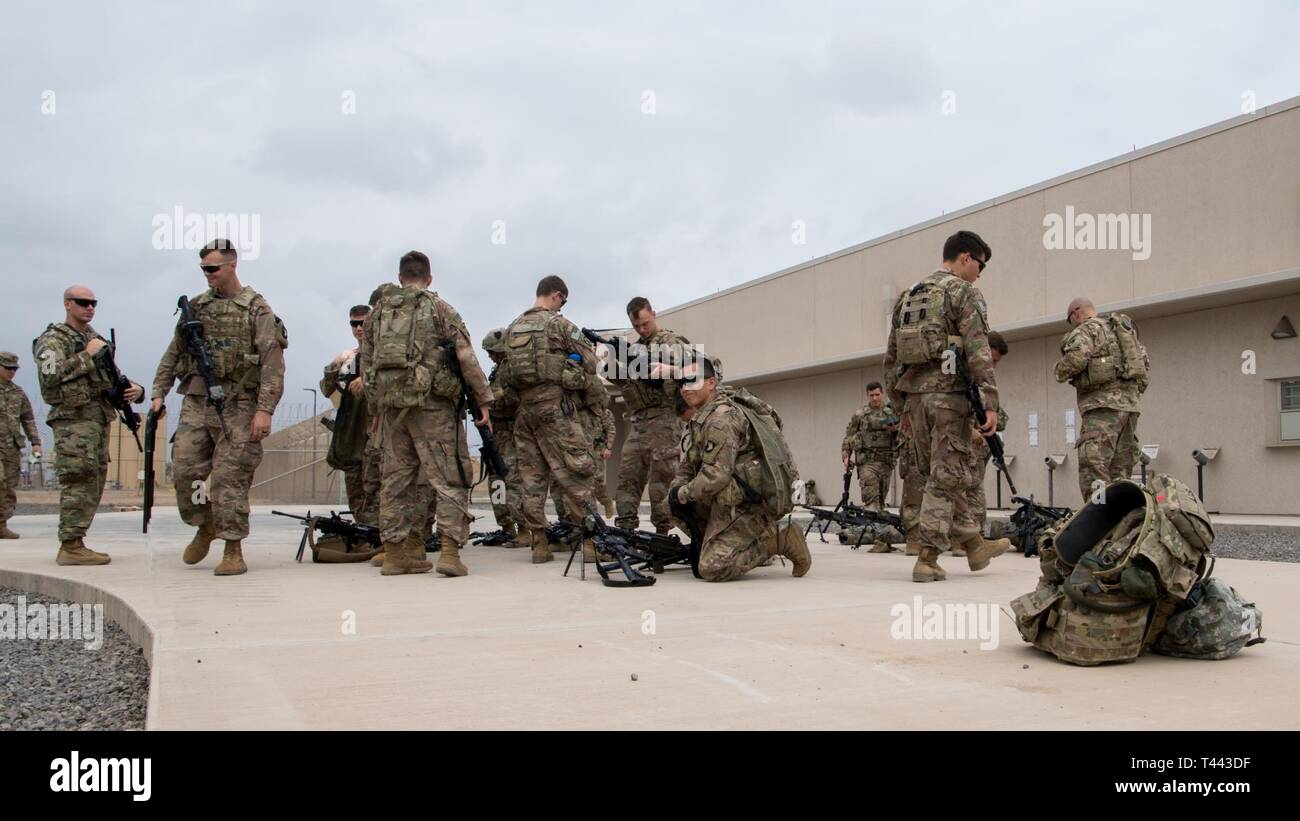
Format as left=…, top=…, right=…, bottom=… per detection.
left=1282, top=379, right=1300, bottom=441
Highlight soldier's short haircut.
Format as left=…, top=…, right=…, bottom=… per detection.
left=626, top=296, right=652, bottom=317
left=942, top=230, right=992, bottom=264
left=349, top=304, right=371, bottom=317
left=988, top=330, right=1008, bottom=355
left=399, top=251, right=432, bottom=282
left=865, top=381, right=883, bottom=392
left=200, top=238, right=238, bottom=261
left=536, top=275, right=569, bottom=298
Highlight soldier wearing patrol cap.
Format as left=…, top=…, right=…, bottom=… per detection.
left=0, top=351, right=43, bottom=538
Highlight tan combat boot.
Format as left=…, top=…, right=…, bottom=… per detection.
left=214, top=540, right=247, bottom=576
left=762, top=522, right=812, bottom=577
left=950, top=539, right=967, bottom=558
left=369, top=550, right=387, bottom=566
left=0, top=522, right=20, bottom=539
left=963, top=535, right=1011, bottom=572
left=912, top=546, right=946, bottom=582
left=904, top=528, right=920, bottom=556
left=436, top=534, right=468, bottom=577
left=867, top=539, right=892, bottom=553
left=531, top=529, right=554, bottom=564
left=183, top=522, right=217, bottom=565
left=56, top=539, right=111, bottom=566
left=381, top=537, right=433, bottom=576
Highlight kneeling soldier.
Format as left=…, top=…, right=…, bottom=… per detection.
left=669, top=357, right=810, bottom=582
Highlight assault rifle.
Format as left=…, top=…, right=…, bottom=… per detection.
left=443, top=341, right=508, bottom=487
left=142, top=409, right=160, bottom=533
left=177, top=295, right=230, bottom=438
left=557, top=514, right=699, bottom=587
left=1008, top=495, right=1072, bottom=557
left=100, top=329, right=142, bottom=452
left=469, top=529, right=515, bottom=546
left=801, top=503, right=903, bottom=549
left=953, top=345, right=1017, bottom=495
left=273, top=510, right=382, bottom=562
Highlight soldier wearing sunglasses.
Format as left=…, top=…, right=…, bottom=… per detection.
left=150, top=239, right=287, bottom=576
left=32, top=286, right=144, bottom=565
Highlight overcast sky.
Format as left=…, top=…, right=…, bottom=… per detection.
left=2, top=0, right=1297, bottom=435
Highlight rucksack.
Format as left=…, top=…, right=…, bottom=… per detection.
left=368, top=288, right=461, bottom=410
left=725, top=387, right=800, bottom=519
left=1150, top=579, right=1265, bottom=660
left=1107, top=313, right=1147, bottom=382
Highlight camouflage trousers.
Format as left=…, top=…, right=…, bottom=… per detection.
left=49, top=415, right=110, bottom=542
left=0, top=445, right=19, bottom=523
left=173, top=393, right=264, bottom=541
left=953, top=439, right=994, bottom=543
left=1076, top=409, right=1140, bottom=504
left=615, top=410, right=679, bottom=532
left=855, top=454, right=893, bottom=513
left=905, top=392, right=977, bottom=554
left=514, top=392, right=596, bottom=533
left=678, top=502, right=771, bottom=583
left=362, top=440, right=434, bottom=534
left=378, top=402, right=469, bottom=546
left=898, top=433, right=920, bottom=536
left=489, top=425, right=524, bottom=531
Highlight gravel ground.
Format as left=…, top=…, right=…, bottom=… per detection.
left=0, top=586, right=149, bottom=730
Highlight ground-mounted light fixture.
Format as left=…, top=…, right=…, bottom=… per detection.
left=1138, top=444, right=1159, bottom=485
left=1191, top=447, right=1220, bottom=512
left=1044, top=454, right=1067, bottom=506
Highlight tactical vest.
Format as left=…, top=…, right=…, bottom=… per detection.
left=178, top=288, right=287, bottom=390
left=894, top=275, right=961, bottom=366
left=368, top=288, right=462, bottom=410
left=32, top=323, right=112, bottom=408
left=505, top=310, right=588, bottom=392
left=858, top=407, right=897, bottom=451
left=619, top=332, right=683, bottom=414
left=1010, top=475, right=1238, bottom=666
left=487, top=365, right=520, bottom=427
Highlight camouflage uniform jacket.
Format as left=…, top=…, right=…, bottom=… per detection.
left=151, top=286, right=286, bottom=416
left=674, top=392, right=756, bottom=508
left=841, top=402, right=898, bottom=463
left=1054, top=314, right=1147, bottom=414
left=33, top=323, right=117, bottom=423
left=0, top=381, right=41, bottom=450
left=487, top=363, right=520, bottom=432
left=883, top=270, right=999, bottom=413
left=320, top=348, right=360, bottom=399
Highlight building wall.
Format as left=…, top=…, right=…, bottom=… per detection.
left=654, top=99, right=1300, bottom=515
left=744, top=293, right=1300, bottom=514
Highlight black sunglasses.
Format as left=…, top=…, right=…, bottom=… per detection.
left=349, top=320, right=366, bottom=328
left=70, top=298, right=98, bottom=308
left=970, top=254, right=987, bottom=272
left=0, top=365, right=16, bottom=371
left=201, top=263, right=229, bottom=274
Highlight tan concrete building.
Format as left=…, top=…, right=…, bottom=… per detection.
left=657, top=96, right=1300, bottom=515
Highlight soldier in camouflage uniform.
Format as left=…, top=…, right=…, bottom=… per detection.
left=151, top=240, right=286, bottom=576
left=1055, top=297, right=1149, bottom=504
left=896, top=422, right=922, bottom=556
left=883, top=231, right=1010, bottom=582
left=669, top=358, right=811, bottom=582
left=321, top=304, right=377, bottom=524
left=0, top=352, right=43, bottom=539
left=612, top=297, right=691, bottom=535
left=34, top=286, right=144, bottom=565
left=841, top=381, right=899, bottom=514
left=362, top=251, right=492, bottom=577
left=951, top=331, right=1009, bottom=557
left=482, top=327, right=525, bottom=545
left=503, top=275, right=601, bottom=564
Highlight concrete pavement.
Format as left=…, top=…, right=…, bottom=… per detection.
left=1, top=506, right=1295, bottom=730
